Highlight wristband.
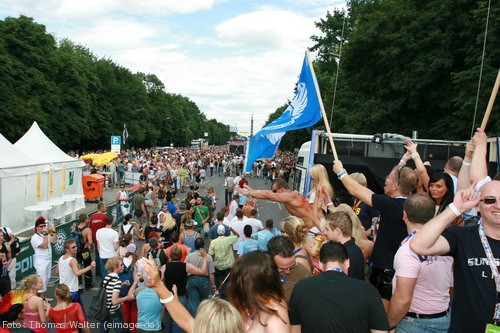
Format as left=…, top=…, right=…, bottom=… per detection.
left=337, top=170, right=347, bottom=180
left=411, top=151, right=420, bottom=159
left=160, top=293, right=175, bottom=304
left=326, top=202, right=334, bottom=207
left=448, top=203, right=462, bottom=217
left=462, top=161, right=471, bottom=167
left=399, top=159, right=406, bottom=166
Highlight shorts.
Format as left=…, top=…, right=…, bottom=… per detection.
left=369, top=267, right=395, bottom=300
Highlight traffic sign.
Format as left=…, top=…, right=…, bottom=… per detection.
left=111, top=136, right=121, bottom=145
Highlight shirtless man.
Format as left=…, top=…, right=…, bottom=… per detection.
left=237, top=179, right=315, bottom=228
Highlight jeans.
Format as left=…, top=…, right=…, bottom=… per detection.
left=101, top=310, right=125, bottom=333
left=165, top=295, right=187, bottom=333
left=70, top=291, right=87, bottom=319
left=396, top=312, right=450, bottom=333
left=95, top=248, right=102, bottom=277
left=100, top=258, right=109, bottom=276
left=187, top=276, right=210, bottom=317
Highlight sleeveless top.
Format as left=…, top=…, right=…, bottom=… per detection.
left=22, top=294, right=48, bottom=333
left=183, top=231, right=197, bottom=252
left=59, top=256, right=78, bottom=292
left=164, top=262, right=188, bottom=296
left=119, top=190, right=128, bottom=205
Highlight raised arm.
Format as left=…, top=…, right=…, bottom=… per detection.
left=457, top=142, right=474, bottom=191
left=404, top=140, right=429, bottom=193
left=470, top=128, right=488, bottom=182
left=237, top=185, right=296, bottom=204
left=410, top=186, right=480, bottom=256
left=333, top=160, right=375, bottom=206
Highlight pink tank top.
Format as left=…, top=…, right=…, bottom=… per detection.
left=22, top=294, right=48, bottom=333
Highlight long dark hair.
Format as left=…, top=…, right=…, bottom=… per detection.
left=227, top=251, right=287, bottom=326
left=428, top=172, right=454, bottom=214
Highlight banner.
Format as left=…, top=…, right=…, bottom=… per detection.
left=245, top=51, right=322, bottom=172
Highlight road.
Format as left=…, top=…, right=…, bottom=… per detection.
left=44, top=173, right=291, bottom=332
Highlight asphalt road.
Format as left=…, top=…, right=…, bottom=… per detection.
left=44, top=173, right=291, bottom=332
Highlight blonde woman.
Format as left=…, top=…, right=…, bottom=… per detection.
left=281, top=216, right=313, bottom=274
left=308, top=164, right=334, bottom=204
left=349, top=172, right=380, bottom=233
left=20, top=274, right=49, bottom=333
left=193, top=299, right=245, bottom=333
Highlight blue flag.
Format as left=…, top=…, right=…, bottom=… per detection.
left=245, top=52, right=323, bottom=172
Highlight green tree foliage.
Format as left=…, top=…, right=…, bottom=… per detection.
left=0, top=15, right=231, bottom=151
left=311, top=0, right=499, bottom=140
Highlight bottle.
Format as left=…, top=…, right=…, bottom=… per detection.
left=310, top=234, right=324, bottom=258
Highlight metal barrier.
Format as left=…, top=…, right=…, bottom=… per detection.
left=15, top=190, right=138, bottom=283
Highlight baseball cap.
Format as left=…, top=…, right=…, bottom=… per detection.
left=185, top=219, right=195, bottom=228
left=35, top=216, right=46, bottom=227
left=125, top=244, right=137, bottom=253
left=217, top=224, right=226, bottom=235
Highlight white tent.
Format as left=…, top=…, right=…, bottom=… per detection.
left=0, top=133, right=47, bottom=233
left=13, top=122, right=86, bottom=231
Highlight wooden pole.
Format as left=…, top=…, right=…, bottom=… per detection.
left=306, top=50, right=339, bottom=161
left=480, top=68, right=500, bottom=130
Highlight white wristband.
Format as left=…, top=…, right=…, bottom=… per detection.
left=462, top=161, right=471, bottom=167
left=399, top=159, right=406, bottom=166
left=160, top=293, right=175, bottom=304
left=448, top=203, right=462, bottom=217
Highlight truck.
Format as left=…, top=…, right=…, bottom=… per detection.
left=190, top=139, right=208, bottom=150
left=293, top=130, right=499, bottom=198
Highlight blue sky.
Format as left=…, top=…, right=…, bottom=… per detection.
left=1, top=0, right=346, bottom=135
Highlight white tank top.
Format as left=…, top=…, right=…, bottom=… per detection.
left=58, top=256, right=78, bottom=292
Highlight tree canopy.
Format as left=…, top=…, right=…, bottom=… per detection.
left=0, top=16, right=232, bottom=151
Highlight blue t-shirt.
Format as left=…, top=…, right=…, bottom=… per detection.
left=137, top=288, right=163, bottom=331
left=237, top=239, right=260, bottom=255
left=252, top=230, right=274, bottom=251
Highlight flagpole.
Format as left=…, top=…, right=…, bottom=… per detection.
left=305, top=50, right=339, bottom=161
left=480, top=68, right=500, bottom=130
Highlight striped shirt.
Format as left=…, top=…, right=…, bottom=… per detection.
left=103, top=273, right=121, bottom=313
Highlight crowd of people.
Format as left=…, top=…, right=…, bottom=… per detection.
left=1, top=129, right=499, bottom=333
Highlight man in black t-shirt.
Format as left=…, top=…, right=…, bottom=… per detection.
left=289, top=242, right=389, bottom=333
left=333, top=159, right=418, bottom=309
left=412, top=180, right=500, bottom=333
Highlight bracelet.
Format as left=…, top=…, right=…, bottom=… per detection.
left=160, top=293, right=175, bottom=304
left=326, top=202, right=333, bottom=207
left=462, top=161, right=471, bottom=167
left=411, top=151, right=420, bottom=159
left=399, top=159, right=406, bottom=165
left=448, top=203, right=462, bottom=217
left=337, top=170, right=347, bottom=180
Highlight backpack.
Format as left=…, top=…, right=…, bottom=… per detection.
left=119, top=225, right=133, bottom=247
left=69, top=225, right=85, bottom=252
left=202, top=195, right=213, bottom=210
left=2, top=228, right=20, bottom=257
left=148, top=248, right=161, bottom=268
left=89, top=276, right=115, bottom=320
left=118, top=263, right=134, bottom=297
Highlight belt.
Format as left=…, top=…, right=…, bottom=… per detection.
left=406, top=311, right=447, bottom=319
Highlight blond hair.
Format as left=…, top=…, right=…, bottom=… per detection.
left=193, top=299, right=245, bottom=333
left=19, top=274, right=41, bottom=292
left=349, top=172, right=367, bottom=187
left=281, top=216, right=308, bottom=245
left=55, top=284, right=73, bottom=303
left=105, top=257, right=122, bottom=272
left=331, top=204, right=366, bottom=247
left=309, top=164, right=334, bottom=199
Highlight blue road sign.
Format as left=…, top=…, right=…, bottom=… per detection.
left=111, top=136, right=121, bottom=145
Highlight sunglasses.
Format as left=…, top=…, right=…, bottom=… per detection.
left=480, top=197, right=500, bottom=205
left=272, top=189, right=278, bottom=193
left=38, top=225, right=46, bottom=228
left=70, top=246, right=77, bottom=249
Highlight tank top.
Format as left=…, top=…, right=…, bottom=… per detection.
left=164, top=262, right=188, bottom=296
left=183, top=231, right=196, bottom=252
left=59, top=256, right=78, bottom=292
left=23, top=294, right=48, bottom=333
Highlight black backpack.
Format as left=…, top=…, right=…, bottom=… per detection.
left=89, top=277, right=115, bottom=320
left=69, top=225, right=85, bottom=252
left=119, top=225, right=133, bottom=247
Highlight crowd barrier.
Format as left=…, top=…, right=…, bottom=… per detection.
left=15, top=190, right=139, bottom=283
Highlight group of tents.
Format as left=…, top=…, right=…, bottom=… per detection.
left=0, top=122, right=85, bottom=235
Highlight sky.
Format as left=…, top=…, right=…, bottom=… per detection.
left=0, top=0, right=346, bottom=135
